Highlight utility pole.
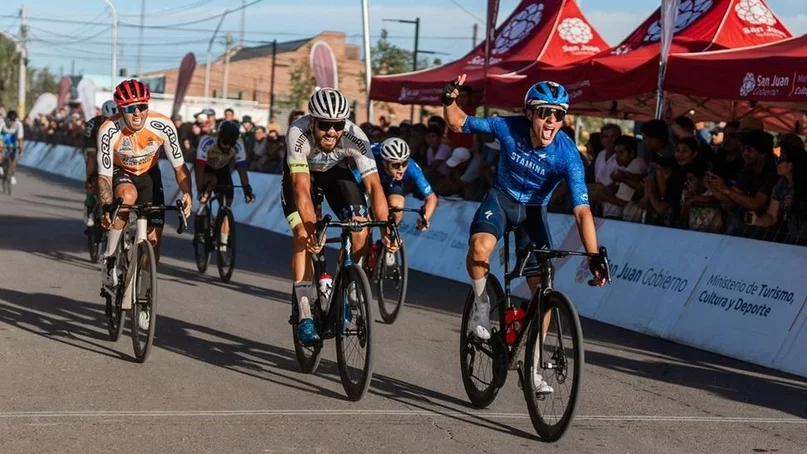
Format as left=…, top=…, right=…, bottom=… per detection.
left=361, top=0, right=373, bottom=123
left=204, top=10, right=229, bottom=100
left=101, top=0, right=118, bottom=91
left=472, top=23, right=478, bottom=47
left=18, top=5, right=27, bottom=117
left=223, top=33, right=233, bottom=99
left=137, top=0, right=145, bottom=75
left=269, top=39, right=276, bottom=123
left=239, top=0, right=245, bottom=46
left=382, top=17, right=421, bottom=122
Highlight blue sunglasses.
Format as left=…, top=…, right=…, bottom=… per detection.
left=121, top=104, right=148, bottom=114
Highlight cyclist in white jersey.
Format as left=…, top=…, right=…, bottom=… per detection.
left=281, top=88, right=395, bottom=343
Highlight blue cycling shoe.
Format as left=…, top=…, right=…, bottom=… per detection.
left=297, top=318, right=321, bottom=344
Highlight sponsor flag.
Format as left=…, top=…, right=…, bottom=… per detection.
left=655, top=0, right=680, bottom=118
left=77, top=78, right=96, bottom=120
left=28, top=93, right=57, bottom=119
left=173, top=53, right=197, bottom=119
left=310, top=41, right=339, bottom=89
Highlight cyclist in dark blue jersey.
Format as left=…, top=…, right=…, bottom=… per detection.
left=352, top=137, right=437, bottom=226
left=443, top=74, right=608, bottom=348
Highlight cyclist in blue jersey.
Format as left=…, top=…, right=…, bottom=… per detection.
left=352, top=137, right=439, bottom=268
left=1, top=110, right=24, bottom=185
left=443, top=74, right=608, bottom=349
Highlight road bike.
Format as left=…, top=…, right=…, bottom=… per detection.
left=85, top=203, right=105, bottom=263
left=193, top=184, right=247, bottom=283
left=101, top=198, right=188, bottom=363
left=289, top=213, right=399, bottom=401
left=364, top=206, right=426, bottom=324
left=459, top=227, right=610, bottom=441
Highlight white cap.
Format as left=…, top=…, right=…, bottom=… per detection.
left=446, top=147, right=472, bottom=168
left=196, top=113, right=208, bottom=123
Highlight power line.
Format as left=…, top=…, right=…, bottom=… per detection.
left=446, top=0, right=484, bottom=24
left=118, top=0, right=263, bottom=29
left=29, top=27, right=112, bottom=44
left=119, top=0, right=217, bottom=18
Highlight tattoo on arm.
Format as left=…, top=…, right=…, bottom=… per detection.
left=98, top=178, right=114, bottom=206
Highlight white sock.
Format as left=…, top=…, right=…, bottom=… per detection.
left=105, top=229, right=123, bottom=259
left=294, top=281, right=313, bottom=320
left=220, top=233, right=229, bottom=245
left=471, top=276, right=488, bottom=303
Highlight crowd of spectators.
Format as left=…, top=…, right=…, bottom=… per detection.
left=11, top=90, right=806, bottom=248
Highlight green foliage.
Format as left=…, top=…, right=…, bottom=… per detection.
left=358, top=29, right=440, bottom=94
left=0, top=35, right=20, bottom=109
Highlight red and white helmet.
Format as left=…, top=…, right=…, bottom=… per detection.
left=113, top=79, right=151, bottom=106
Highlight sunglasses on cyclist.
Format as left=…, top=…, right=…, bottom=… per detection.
left=531, top=106, right=567, bottom=122
left=121, top=103, right=149, bottom=114
left=316, top=120, right=346, bottom=132
left=387, top=160, right=409, bottom=170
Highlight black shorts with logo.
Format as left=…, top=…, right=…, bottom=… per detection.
left=280, top=158, right=367, bottom=230
left=112, top=164, right=165, bottom=228
left=203, top=165, right=234, bottom=202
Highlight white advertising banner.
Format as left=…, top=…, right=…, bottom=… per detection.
left=670, top=237, right=807, bottom=367
left=592, top=226, right=719, bottom=338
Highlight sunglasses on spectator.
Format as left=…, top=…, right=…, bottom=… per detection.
left=316, top=120, right=346, bottom=132
left=387, top=160, right=409, bottom=170
left=121, top=104, right=148, bottom=114
left=531, top=107, right=566, bottom=122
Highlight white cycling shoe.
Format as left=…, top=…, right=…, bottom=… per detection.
left=101, top=257, right=118, bottom=288
left=469, top=299, right=491, bottom=340
left=533, top=373, right=554, bottom=394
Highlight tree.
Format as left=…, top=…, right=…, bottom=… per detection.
left=27, top=67, right=59, bottom=109
left=0, top=35, right=20, bottom=109
left=277, top=44, right=316, bottom=111
left=358, top=29, right=441, bottom=94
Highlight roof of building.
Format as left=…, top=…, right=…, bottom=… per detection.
left=230, top=37, right=312, bottom=62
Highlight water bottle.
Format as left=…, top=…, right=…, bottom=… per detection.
left=505, top=307, right=527, bottom=345
left=319, top=272, right=333, bottom=302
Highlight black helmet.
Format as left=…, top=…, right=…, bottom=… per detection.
left=6, top=110, right=18, bottom=121
left=218, top=120, right=240, bottom=147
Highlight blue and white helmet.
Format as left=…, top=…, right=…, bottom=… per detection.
left=101, top=100, right=118, bottom=119
left=524, top=81, right=569, bottom=110
left=380, top=137, right=410, bottom=162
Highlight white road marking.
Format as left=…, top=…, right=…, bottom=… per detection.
left=0, top=410, right=804, bottom=424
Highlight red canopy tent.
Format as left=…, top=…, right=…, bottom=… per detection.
left=487, top=0, right=792, bottom=117
left=369, top=0, right=608, bottom=106
left=663, top=35, right=807, bottom=133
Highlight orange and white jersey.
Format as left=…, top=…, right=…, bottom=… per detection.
left=96, top=111, right=185, bottom=177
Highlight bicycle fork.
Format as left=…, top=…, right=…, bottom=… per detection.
left=121, top=218, right=148, bottom=310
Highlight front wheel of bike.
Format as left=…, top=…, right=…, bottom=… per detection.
left=131, top=240, right=158, bottom=363
left=216, top=208, right=236, bottom=283
left=290, top=292, right=323, bottom=374
left=459, top=276, right=507, bottom=409
left=375, top=240, right=407, bottom=324
left=522, top=291, right=584, bottom=442
left=336, top=264, right=375, bottom=401
left=105, top=283, right=126, bottom=342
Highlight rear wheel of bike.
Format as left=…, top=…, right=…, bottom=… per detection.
left=336, top=264, right=375, bottom=401
left=459, top=275, right=508, bottom=409
left=88, top=226, right=102, bottom=263
left=522, top=291, right=584, bottom=442
left=193, top=211, right=211, bottom=273
left=105, top=282, right=126, bottom=341
left=290, top=292, right=323, bottom=374
left=131, top=240, right=158, bottom=363
left=375, top=240, right=407, bottom=324
left=216, top=208, right=236, bottom=283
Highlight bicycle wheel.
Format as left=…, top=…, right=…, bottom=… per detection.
left=131, top=240, right=158, bottom=363
left=87, top=227, right=101, bottom=263
left=335, top=264, right=375, bottom=401
left=105, top=283, right=126, bottom=342
left=459, top=275, right=508, bottom=408
left=216, top=208, right=236, bottom=283
left=522, top=291, right=584, bottom=442
left=193, top=210, right=211, bottom=273
left=290, top=290, right=323, bottom=374
left=375, top=240, right=407, bottom=324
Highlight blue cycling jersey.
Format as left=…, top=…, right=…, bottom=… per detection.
left=462, top=115, right=588, bottom=207
left=352, top=143, right=434, bottom=198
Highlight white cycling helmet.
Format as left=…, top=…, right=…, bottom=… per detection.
left=308, top=88, right=351, bottom=121
left=380, top=137, right=410, bottom=163
left=101, top=100, right=118, bottom=119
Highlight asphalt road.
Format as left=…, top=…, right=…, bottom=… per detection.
left=1, top=168, right=806, bottom=453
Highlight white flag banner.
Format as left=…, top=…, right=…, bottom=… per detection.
left=77, top=78, right=97, bottom=121
left=28, top=93, right=58, bottom=119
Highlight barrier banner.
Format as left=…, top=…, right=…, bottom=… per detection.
left=671, top=237, right=807, bottom=366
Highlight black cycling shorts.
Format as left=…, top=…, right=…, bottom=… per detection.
left=203, top=166, right=234, bottom=202
left=112, top=164, right=165, bottom=228
left=281, top=158, right=368, bottom=230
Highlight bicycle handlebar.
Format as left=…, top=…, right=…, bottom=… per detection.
left=513, top=244, right=611, bottom=285
left=107, top=197, right=188, bottom=235
left=315, top=214, right=400, bottom=248
left=388, top=205, right=427, bottom=224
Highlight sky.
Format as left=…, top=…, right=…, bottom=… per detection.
left=2, top=0, right=806, bottom=78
